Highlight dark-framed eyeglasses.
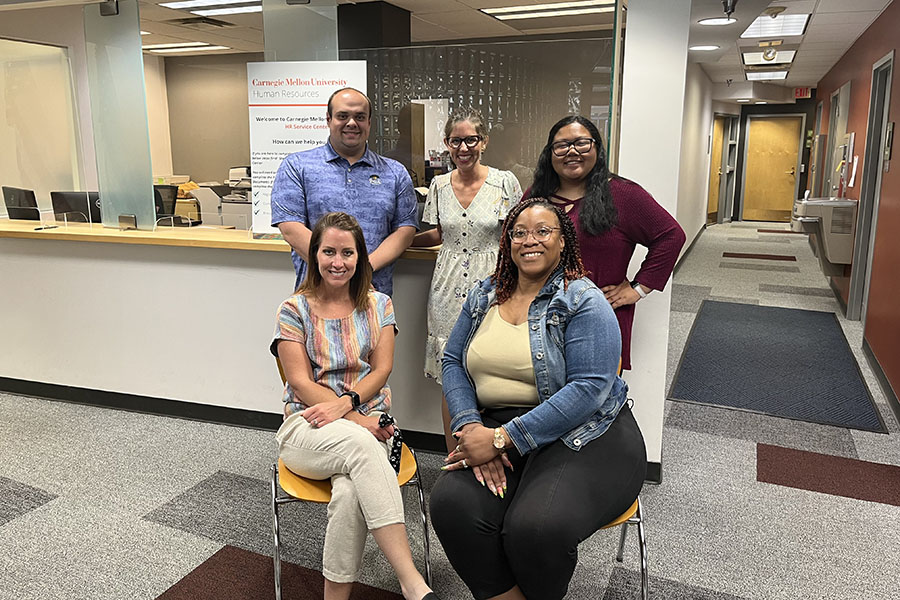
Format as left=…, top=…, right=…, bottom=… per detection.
left=509, top=226, right=560, bottom=243
left=446, top=135, right=483, bottom=149
left=550, top=137, right=595, bottom=157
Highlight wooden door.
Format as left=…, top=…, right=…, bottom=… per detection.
left=707, top=116, right=725, bottom=223
left=742, top=116, right=803, bottom=221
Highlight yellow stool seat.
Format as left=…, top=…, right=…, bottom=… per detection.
left=601, top=498, right=639, bottom=530
left=277, top=442, right=418, bottom=503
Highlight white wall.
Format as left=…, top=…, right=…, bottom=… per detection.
left=676, top=62, right=715, bottom=248
left=617, top=0, right=691, bottom=468
left=0, top=5, right=97, bottom=190
left=143, top=54, right=174, bottom=178
left=0, top=237, right=444, bottom=433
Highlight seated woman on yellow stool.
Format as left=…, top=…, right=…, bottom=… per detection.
left=272, top=212, right=438, bottom=600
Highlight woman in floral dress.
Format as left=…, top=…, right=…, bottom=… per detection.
left=412, top=108, right=522, bottom=451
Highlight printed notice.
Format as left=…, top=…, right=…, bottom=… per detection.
left=247, top=61, right=367, bottom=236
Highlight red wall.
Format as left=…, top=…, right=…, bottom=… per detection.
left=816, top=0, right=900, bottom=400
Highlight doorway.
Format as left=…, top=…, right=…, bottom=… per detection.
left=740, top=115, right=804, bottom=221
left=707, top=114, right=739, bottom=224
left=847, top=52, right=893, bottom=322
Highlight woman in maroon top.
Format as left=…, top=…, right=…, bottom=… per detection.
left=527, top=115, right=686, bottom=370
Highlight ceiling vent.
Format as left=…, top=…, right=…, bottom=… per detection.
left=164, top=16, right=235, bottom=29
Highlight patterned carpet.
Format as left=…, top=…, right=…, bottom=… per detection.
left=1, top=223, right=899, bottom=600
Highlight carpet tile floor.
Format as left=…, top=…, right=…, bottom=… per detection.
left=1, top=223, right=899, bottom=599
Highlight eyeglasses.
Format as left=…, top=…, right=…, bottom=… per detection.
left=446, top=135, right=483, bottom=149
left=509, top=226, right=560, bottom=243
left=550, top=137, right=595, bottom=157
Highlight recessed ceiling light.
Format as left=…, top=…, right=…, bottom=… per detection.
left=149, top=46, right=231, bottom=54
left=743, top=50, right=796, bottom=65
left=140, top=31, right=151, bottom=35
left=741, top=14, right=810, bottom=38
left=689, top=45, right=720, bottom=51
left=142, top=41, right=211, bottom=49
left=755, top=101, right=768, bottom=104
left=746, top=71, right=788, bottom=81
left=481, top=1, right=614, bottom=20
left=737, top=99, right=751, bottom=103
left=699, top=17, right=736, bottom=26
left=161, top=0, right=255, bottom=8
left=192, top=5, right=261, bottom=16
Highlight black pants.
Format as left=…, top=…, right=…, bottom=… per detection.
left=430, top=405, right=646, bottom=600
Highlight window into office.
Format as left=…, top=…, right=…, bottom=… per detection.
left=0, top=37, right=83, bottom=217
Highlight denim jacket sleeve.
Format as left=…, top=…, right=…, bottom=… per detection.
left=441, top=291, right=484, bottom=433
left=504, top=286, right=623, bottom=454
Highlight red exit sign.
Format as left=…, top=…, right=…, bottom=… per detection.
left=794, top=87, right=812, bottom=99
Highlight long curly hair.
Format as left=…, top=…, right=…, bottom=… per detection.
left=528, top=115, right=617, bottom=236
left=491, top=197, right=587, bottom=305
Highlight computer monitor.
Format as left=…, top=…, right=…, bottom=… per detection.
left=50, top=191, right=101, bottom=223
left=2, top=186, right=39, bottom=221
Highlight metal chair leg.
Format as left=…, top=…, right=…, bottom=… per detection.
left=616, top=522, right=629, bottom=562
left=636, top=498, right=648, bottom=600
left=271, top=463, right=283, bottom=600
left=409, top=449, right=432, bottom=586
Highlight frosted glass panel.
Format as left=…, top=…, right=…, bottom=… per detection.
left=83, top=0, right=155, bottom=229
left=0, top=37, right=82, bottom=217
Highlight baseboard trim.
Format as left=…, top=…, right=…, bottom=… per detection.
left=0, top=377, right=454, bottom=453
left=829, top=278, right=848, bottom=315
left=862, top=339, right=900, bottom=427
left=646, top=461, right=662, bottom=485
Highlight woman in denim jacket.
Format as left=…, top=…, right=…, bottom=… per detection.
left=430, top=198, right=646, bottom=600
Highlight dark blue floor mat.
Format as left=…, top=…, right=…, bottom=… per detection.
left=669, top=300, right=886, bottom=433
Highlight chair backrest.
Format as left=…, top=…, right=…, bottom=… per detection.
left=189, top=188, right=221, bottom=222
left=153, top=185, right=178, bottom=216
left=2, top=186, right=39, bottom=220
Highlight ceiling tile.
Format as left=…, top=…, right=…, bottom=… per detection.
left=816, top=0, right=891, bottom=13
left=810, top=11, right=882, bottom=25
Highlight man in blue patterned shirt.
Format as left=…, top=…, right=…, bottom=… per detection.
left=271, top=87, right=418, bottom=295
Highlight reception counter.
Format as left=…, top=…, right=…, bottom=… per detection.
left=0, top=219, right=445, bottom=442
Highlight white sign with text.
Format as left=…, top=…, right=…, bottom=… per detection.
left=247, top=60, right=367, bottom=236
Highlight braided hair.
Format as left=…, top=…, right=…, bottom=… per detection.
left=491, top=197, right=587, bottom=305
left=529, top=115, right=617, bottom=236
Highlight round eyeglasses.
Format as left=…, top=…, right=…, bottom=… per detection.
left=550, top=137, right=595, bottom=157
left=509, top=226, right=560, bottom=243
left=446, top=135, right=483, bottom=149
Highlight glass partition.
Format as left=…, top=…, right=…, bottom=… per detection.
left=340, top=35, right=615, bottom=189
left=0, top=37, right=82, bottom=218
left=83, top=0, right=155, bottom=230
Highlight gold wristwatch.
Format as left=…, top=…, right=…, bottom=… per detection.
left=493, top=427, right=507, bottom=451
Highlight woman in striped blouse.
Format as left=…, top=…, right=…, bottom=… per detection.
left=272, top=212, right=438, bottom=600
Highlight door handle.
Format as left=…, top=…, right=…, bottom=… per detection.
left=785, top=166, right=796, bottom=175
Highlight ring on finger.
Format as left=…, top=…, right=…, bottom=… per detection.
left=455, top=444, right=461, bottom=453
left=312, top=419, right=318, bottom=426
left=461, top=459, right=468, bottom=469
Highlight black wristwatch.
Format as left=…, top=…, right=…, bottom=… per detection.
left=341, top=390, right=361, bottom=409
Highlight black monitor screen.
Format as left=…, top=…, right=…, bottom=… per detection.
left=2, top=186, right=39, bottom=220
left=51, top=191, right=101, bottom=223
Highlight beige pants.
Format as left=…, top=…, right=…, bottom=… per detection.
left=275, top=412, right=405, bottom=583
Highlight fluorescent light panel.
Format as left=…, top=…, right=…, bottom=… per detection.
left=140, top=31, right=151, bottom=35
left=482, top=1, right=614, bottom=15
left=741, top=14, right=810, bottom=38
left=149, top=45, right=230, bottom=54
left=493, top=7, right=613, bottom=19
left=161, top=0, right=255, bottom=8
left=737, top=99, right=751, bottom=103
left=699, top=17, right=736, bottom=26
left=689, top=45, right=720, bottom=51
left=743, top=50, right=796, bottom=65
left=746, top=71, right=788, bottom=80
left=192, top=5, right=261, bottom=16
left=142, top=41, right=211, bottom=49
